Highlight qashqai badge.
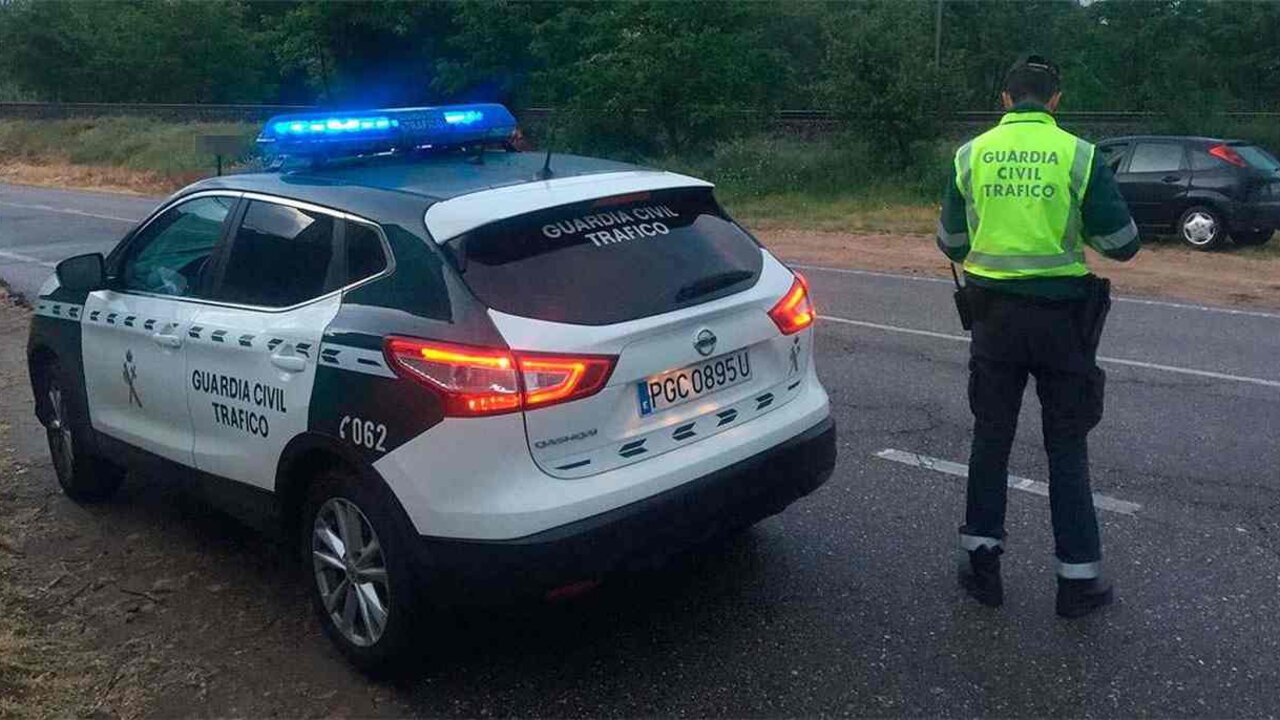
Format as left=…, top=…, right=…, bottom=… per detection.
left=694, top=329, right=717, bottom=357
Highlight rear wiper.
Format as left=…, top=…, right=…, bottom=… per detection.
left=675, top=270, right=755, bottom=303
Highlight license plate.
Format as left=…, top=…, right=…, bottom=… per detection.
left=637, top=349, right=751, bottom=416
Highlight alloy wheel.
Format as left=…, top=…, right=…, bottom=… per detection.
left=1182, top=211, right=1218, bottom=246
left=47, top=382, right=75, bottom=480
left=312, top=497, right=390, bottom=647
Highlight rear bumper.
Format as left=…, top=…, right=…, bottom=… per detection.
left=1228, top=200, right=1280, bottom=230
left=413, top=415, right=836, bottom=598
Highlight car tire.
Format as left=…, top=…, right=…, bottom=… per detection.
left=1231, top=229, right=1273, bottom=246
left=302, top=466, right=423, bottom=676
left=1177, top=206, right=1227, bottom=250
left=36, top=359, right=125, bottom=502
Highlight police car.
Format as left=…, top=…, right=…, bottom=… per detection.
left=26, top=104, right=836, bottom=671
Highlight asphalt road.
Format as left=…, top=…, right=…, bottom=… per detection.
left=2, top=182, right=1279, bottom=716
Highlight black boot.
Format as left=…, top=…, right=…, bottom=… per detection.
left=958, top=546, right=1003, bottom=607
left=1056, top=577, right=1114, bottom=618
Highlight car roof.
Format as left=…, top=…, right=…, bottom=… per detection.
left=1098, top=135, right=1247, bottom=146
left=179, top=151, right=676, bottom=224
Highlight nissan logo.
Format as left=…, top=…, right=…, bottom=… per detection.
left=694, top=329, right=717, bottom=357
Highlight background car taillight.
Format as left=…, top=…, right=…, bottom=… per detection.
left=768, top=273, right=816, bottom=335
left=384, top=337, right=616, bottom=416
left=1209, top=144, right=1247, bottom=168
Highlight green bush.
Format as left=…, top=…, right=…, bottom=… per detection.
left=650, top=133, right=952, bottom=203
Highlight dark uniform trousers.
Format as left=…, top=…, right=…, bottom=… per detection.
left=962, top=286, right=1105, bottom=572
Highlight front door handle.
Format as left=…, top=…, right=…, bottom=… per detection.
left=152, top=332, right=182, bottom=349
left=270, top=354, right=307, bottom=373
left=1162, top=175, right=1183, bottom=183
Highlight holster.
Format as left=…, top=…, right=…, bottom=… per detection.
left=950, top=264, right=974, bottom=331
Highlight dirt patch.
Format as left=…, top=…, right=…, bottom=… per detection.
left=0, top=289, right=411, bottom=719
left=0, top=162, right=191, bottom=196
left=759, top=229, right=1280, bottom=310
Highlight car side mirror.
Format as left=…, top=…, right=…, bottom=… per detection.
left=55, top=253, right=107, bottom=292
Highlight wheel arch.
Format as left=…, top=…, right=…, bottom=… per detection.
left=26, top=343, right=59, bottom=425
left=274, top=432, right=412, bottom=547
left=1174, top=193, right=1232, bottom=229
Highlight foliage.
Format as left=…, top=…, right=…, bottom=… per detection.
left=2, top=0, right=1280, bottom=188
left=0, top=1, right=272, bottom=103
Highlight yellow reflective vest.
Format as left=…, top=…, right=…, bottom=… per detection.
left=954, top=111, right=1094, bottom=279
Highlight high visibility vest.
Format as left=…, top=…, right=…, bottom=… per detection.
left=954, top=111, right=1094, bottom=279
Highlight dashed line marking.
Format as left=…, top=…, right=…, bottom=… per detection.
left=874, top=448, right=1142, bottom=516
left=821, top=315, right=1280, bottom=389
left=0, top=199, right=138, bottom=223
left=0, top=249, right=56, bottom=268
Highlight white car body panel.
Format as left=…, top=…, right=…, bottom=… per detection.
left=373, top=361, right=828, bottom=540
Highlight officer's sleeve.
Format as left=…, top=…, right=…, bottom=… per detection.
left=937, top=164, right=970, bottom=262
left=1081, top=154, right=1140, bottom=261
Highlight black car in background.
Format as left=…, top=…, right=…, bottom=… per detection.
left=1097, top=136, right=1280, bottom=250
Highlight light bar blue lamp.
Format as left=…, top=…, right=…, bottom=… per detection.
left=257, top=104, right=517, bottom=160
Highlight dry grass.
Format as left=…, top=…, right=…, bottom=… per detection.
left=726, top=194, right=937, bottom=235
left=0, top=161, right=189, bottom=196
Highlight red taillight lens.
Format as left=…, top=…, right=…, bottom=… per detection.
left=768, top=273, right=815, bottom=335
left=384, top=337, right=616, bottom=416
left=385, top=338, right=521, bottom=416
left=518, top=352, right=616, bottom=409
left=1209, top=144, right=1247, bottom=168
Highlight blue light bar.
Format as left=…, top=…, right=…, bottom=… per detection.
left=257, top=104, right=518, bottom=159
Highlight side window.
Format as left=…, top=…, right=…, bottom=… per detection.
left=1098, top=143, right=1129, bottom=172
left=120, top=196, right=233, bottom=297
left=1128, top=143, right=1186, bottom=174
left=213, top=200, right=337, bottom=308
left=344, top=221, right=388, bottom=284
left=1189, top=149, right=1222, bottom=171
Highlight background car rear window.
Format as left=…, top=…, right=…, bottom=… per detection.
left=1127, top=143, right=1185, bottom=173
left=214, top=201, right=337, bottom=307
left=450, top=187, right=763, bottom=325
left=121, top=195, right=233, bottom=297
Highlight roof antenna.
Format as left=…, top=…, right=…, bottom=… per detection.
left=535, top=115, right=555, bottom=181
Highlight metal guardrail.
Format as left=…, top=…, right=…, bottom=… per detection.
left=1, top=101, right=1277, bottom=125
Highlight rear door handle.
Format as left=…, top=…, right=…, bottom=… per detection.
left=1162, top=175, right=1184, bottom=183
left=152, top=331, right=182, bottom=349
left=270, top=354, right=307, bottom=373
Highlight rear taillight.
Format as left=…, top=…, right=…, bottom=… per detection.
left=518, top=353, right=615, bottom=409
left=768, top=273, right=815, bottom=335
left=1209, top=144, right=1247, bottom=168
left=384, top=337, right=616, bottom=416
left=385, top=338, right=521, bottom=416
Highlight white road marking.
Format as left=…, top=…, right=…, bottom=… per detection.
left=794, top=263, right=1280, bottom=320
left=0, top=199, right=138, bottom=224
left=2, top=240, right=113, bottom=255
left=0, top=249, right=56, bottom=268
left=874, top=448, right=1142, bottom=516
left=821, top=314, right=1280, bottom=389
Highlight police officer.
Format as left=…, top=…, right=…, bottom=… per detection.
left=937, top=55, right=1140, bottom=617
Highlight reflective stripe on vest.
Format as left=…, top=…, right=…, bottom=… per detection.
left=955, top=112, right=1095, bottom=279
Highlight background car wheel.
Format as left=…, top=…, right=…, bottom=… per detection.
left=36, top=359, right=124, bottom=502
left=1231, top=229, right=1273, bottom=246
left=303, top=467, right=422, bottom=675
left=1177, top=206, right=1227, bottom=250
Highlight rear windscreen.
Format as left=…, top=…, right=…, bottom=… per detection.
left=1235, top=145, right=1280, bottom=172
left=447, top=187, right=763, bottom=325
